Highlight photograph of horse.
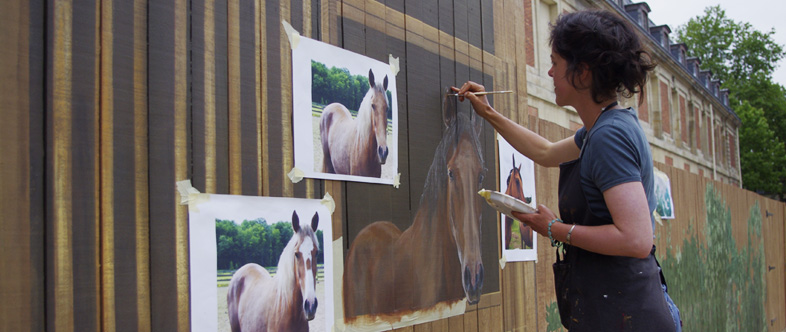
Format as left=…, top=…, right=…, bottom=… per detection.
left=343, top=92, right=486, bottom=324
left=227, top=211, right=320, bottom=332
left=503, top=154, right=533, bottom=249
left=320, top=69, right=390, bottom=177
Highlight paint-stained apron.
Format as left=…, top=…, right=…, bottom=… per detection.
left=556, top=148, right=675, bottom=331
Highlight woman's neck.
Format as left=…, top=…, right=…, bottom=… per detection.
left=578, top=99, right=619, bottom=131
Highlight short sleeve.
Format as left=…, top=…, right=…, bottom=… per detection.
left=584, top=124, right=643, bottom=192
left=574, top=127, right=587, bottom=149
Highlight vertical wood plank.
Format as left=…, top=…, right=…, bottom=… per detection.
left=0, top=0, right=45, bottom=330
left=148, top=0, right=191, bottom=329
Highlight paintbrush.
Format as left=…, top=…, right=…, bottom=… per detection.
left=446, top=90, right=514, bottom=97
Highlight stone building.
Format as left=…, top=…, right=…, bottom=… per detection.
left=525, top=0, right=742, bottom=186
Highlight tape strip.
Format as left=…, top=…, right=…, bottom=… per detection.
left=281, top=20, right=301, bottom=50
left=288, top=167, right=305, bottom=183
left=321, top=192, right=336, bottom=214
left=393, top=173, right=401, bottom=189
left=176, top=180, right=200, bottom=205
left=388, top=54, right=400, bottom=76
left=499, top=255, right=507, bottom=270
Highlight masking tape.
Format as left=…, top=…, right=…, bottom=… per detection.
left=321, top=192, right=336, bottom=214
left=499, top=255, right=507, bottom=270
left=288, top=167, right=305, bottom=183
left=281, top=20, right=301, bottom=50
left=188, top=193, right=211, bottom=213
left=176, top=179, right=200, bottom=205
left=393, top=173, right=401, bottom=189
left=388, top=54, right=400, bottom=76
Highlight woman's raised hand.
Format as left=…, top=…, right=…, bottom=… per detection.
left=451, top=81, right=495, bottom=120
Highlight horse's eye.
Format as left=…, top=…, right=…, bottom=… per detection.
left=448, top=169, right=455, bottom=180
left=295, top=252, right=302, bottom=259
left=479, top=173, right=485, bottom=184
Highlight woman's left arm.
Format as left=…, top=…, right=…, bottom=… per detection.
left=516, top=181, right=653, bottom=259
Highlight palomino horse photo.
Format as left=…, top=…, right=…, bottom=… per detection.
left=227, top=211, right=320, bottom=332
left=343, top=92, right=486, bottom=323
left=504, top=154, right=533, bottom=249
left=320, top=69, right=390, bottom=177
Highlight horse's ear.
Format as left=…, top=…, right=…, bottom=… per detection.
left=311, top=212, right=319, bottom=232
left=442, top=88, right=456, bottom=128
left=472, top=112, right=483, bottom=137
left=383, top=75, right=388, bottom=91
left=511, top=153, right=515, bottom=167
left=368, top=69, right=375, bottom=88
left=292, top=211, right=301, bottom=233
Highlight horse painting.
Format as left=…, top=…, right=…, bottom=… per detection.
left=227, top=211, right=320, bottom=332
left=504, top=154, right=533, bottom=249
left=320, top=69, right=390, bottom=177
left=343, top=92, right=486, bottom=322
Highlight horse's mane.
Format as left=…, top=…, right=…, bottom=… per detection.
left=274, top=222, right=319, bottom=310
left=419, top=110, right=484, bottom=219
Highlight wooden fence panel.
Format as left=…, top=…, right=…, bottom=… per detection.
left=4, top=0, right=786, bottom=331
left=0, top=0, right=45, bottom=330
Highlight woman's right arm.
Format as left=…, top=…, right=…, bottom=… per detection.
left=453, top=82, right=579, bottom=167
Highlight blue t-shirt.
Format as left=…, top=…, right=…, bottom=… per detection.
left=573, top=107, right=656, bottom=230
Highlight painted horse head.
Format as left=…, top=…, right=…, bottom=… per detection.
left=422, top=91, right=486, bottom=304
left=290, top=211, right=320, bottom=321
left=505, top=154, right=530, bottom=203
left=364, top=69, right=390, bottom=165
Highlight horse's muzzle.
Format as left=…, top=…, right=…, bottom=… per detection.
left=304, top=298, right=318, bottom=321
left=463, top=263, right=484, bottom=305
left=378, top=146, right=389, bottom=164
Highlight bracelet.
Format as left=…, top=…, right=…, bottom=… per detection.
left=548, top=219, right=562, bottom=247
left=566, top=224, right=576, bottom=245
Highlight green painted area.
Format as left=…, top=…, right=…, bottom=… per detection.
left=545, top=184, right=767, bottom=331
left=659, top=184, right=766, bottom=331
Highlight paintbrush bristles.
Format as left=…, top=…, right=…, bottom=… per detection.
left=446, top=90, right=514, bottom=97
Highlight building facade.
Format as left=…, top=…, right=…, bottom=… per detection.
left=525, top=0, right=743, bottom=186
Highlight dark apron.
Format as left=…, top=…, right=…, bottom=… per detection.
left=556, top=140, right=674, bottom=331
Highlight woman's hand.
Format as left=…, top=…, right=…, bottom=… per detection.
left=513, top=204, right=558, bottom=236
left=451, top=81, right=495, bottom=120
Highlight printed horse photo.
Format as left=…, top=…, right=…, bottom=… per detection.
left=320, top=69, right=390, bottom=177
left=227, top=211, right=320, bottom=332
left=504, top=154, right=533, bottom=249
left=343, top=91, right=486, bottom=322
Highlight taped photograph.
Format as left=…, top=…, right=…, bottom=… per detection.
left=188, top=194, right=335, bottom=332
left=498, top=134, right=538, bottom=262
left=292, top=37, right=398, bottom=185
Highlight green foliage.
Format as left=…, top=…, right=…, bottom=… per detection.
left=735, top=101, right=786, bottom=195
left=545, top=301, right=566, bottom=332
left=215, top=218, right=324, bottom=270
left=657, top=184, right=766, bottom=331
left=311, top=60, right=394, bottom=122
left=675, top=5, right=786, bottom=198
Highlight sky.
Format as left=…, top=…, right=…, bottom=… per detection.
left=645, top=0, right=786, bottom=88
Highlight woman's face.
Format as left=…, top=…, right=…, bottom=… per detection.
left=548, top=50, right=576, bottom=107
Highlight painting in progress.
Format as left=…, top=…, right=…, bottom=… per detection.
left=498, top=135, right=538, bottom=262
left=292, top=36, right=398, bottom=185
left=188, top=194, right=335, bottom=332
left=339, top=94, right=486, bottom=330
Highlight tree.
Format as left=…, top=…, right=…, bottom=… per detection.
left=675, top=5, right=786, bottom=199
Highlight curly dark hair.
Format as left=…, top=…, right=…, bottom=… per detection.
left=549, top=10, right=657, bottom=104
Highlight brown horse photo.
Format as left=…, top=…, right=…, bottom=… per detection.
left=227, top=211, right=320, bottom=332
left=320, top=69, right=390, bottom=177
left=343, top=92, right=486, bottom=324
left=504, top=154, right=533, bottom=249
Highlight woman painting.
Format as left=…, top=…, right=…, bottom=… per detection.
left=454, top=9, right=680, bottom=331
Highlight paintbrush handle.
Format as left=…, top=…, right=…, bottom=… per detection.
left=448, top=90, right=513, bottom=96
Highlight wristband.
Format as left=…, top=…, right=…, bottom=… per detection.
left=566, top=224, right=576, bottom=245
left=548, top=219, right=562, bottom=247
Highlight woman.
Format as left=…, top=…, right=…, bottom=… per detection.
left=454, top=9, right=680, bottom=331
